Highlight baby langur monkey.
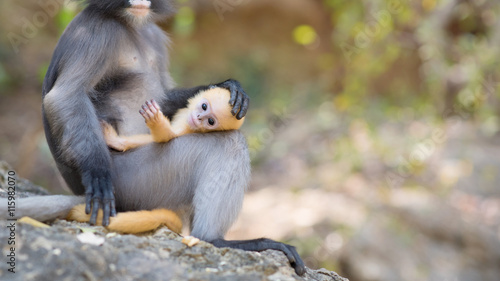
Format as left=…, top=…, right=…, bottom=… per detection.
left=102, top=87, right=245, bottom=151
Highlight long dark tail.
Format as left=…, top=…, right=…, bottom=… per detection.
left=0, top=195, right=84, bottom=221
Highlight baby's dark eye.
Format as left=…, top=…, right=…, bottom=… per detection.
left=202, top=103, right=207, bottom=111
left=208, top=118, right=215, bottom=126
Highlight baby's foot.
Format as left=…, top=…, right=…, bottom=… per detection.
left=101, top=121, right=127, bottom=151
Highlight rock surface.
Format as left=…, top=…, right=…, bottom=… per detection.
left=0, top=161, right=50, bottom=198
left=0, top=161, right=347, bottom=281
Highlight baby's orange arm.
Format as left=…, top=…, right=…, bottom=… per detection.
left=101, top=99, right=179, bottom=151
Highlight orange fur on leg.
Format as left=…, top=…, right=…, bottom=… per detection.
left=101, top=121, right=154, bottom=151
left=66, top=204, right=182, bottom=234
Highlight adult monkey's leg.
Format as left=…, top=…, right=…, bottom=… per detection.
left=110, top=130, right=305, bottom=275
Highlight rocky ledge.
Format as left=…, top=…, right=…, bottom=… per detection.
left=0, top=161, right=347, bottom=281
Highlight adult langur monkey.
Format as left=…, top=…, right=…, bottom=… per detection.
left=32, top=0, right=305, bottom=275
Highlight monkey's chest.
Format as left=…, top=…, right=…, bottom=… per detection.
left=112, top=58, right=165, bottom=136
left=118, top=48, right=158, bottom=71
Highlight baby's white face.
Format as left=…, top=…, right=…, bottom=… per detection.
left=184, top=88, right=245, bottom=132
left=187, top=98, right=221, bottom=131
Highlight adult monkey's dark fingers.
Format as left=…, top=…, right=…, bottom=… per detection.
left=102, top=200, right=111, bottom=226
left=273, top=242, right=305, bottom=276
left=101, top=181, right=116, bottom=226
left=85, top=189, right=93, bottom=215
left=83, top=170, right=96, bottom=215
left=286, top=244, right=306, bottom=276
left=216, top=79, right=249, bottom=120
left=89, top=197, right=100, bottom=225
left=231, top=92, right=244, bottom=117
left=82, top=171, right=115, bottom=226
left=228, top=88, right=237, bottom=106
left=110, top=197, right=116, bottom=217
left=225, top=80, right=239, bottom=106
left=89, top=176, right=103, bottom=225
left=237, top=95, right=250, bottom=120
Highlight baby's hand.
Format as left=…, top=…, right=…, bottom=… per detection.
left=140, top=99, right=173, bottom=142
left=140, top=99, right=170, bottom=128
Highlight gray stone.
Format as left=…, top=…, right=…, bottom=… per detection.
left=0, top=161, right=347, bottom=281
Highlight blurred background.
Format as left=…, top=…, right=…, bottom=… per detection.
left=1, top=0, right=500, bottom=280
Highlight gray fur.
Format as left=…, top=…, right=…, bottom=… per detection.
left=0, top=195, right=84, bottom=221
left=42, top=1, right=174, bottom=201
left=33, top=2, right=304, bottom=274
left=111, top=130, right=251, bottom=241
left=38, top=0, right=251, bottom=241
left=0, top=131, right=250, bottom=241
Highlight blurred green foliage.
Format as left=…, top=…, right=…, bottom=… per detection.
left=56, top=3, right=78, bottom=34
left=0, top=64, right=9, bottom=94
left=0, top=0, right=498, bottom=176
left=0, top=1, right=499, bottom=277
left=174, top=6, right=195, bottom=36
left=293, top=25, right=318, bottom=46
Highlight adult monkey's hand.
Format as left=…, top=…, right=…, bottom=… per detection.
left=82, top=169, right=116, bottom=226
left=212, top=79, right=250, bottom=120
